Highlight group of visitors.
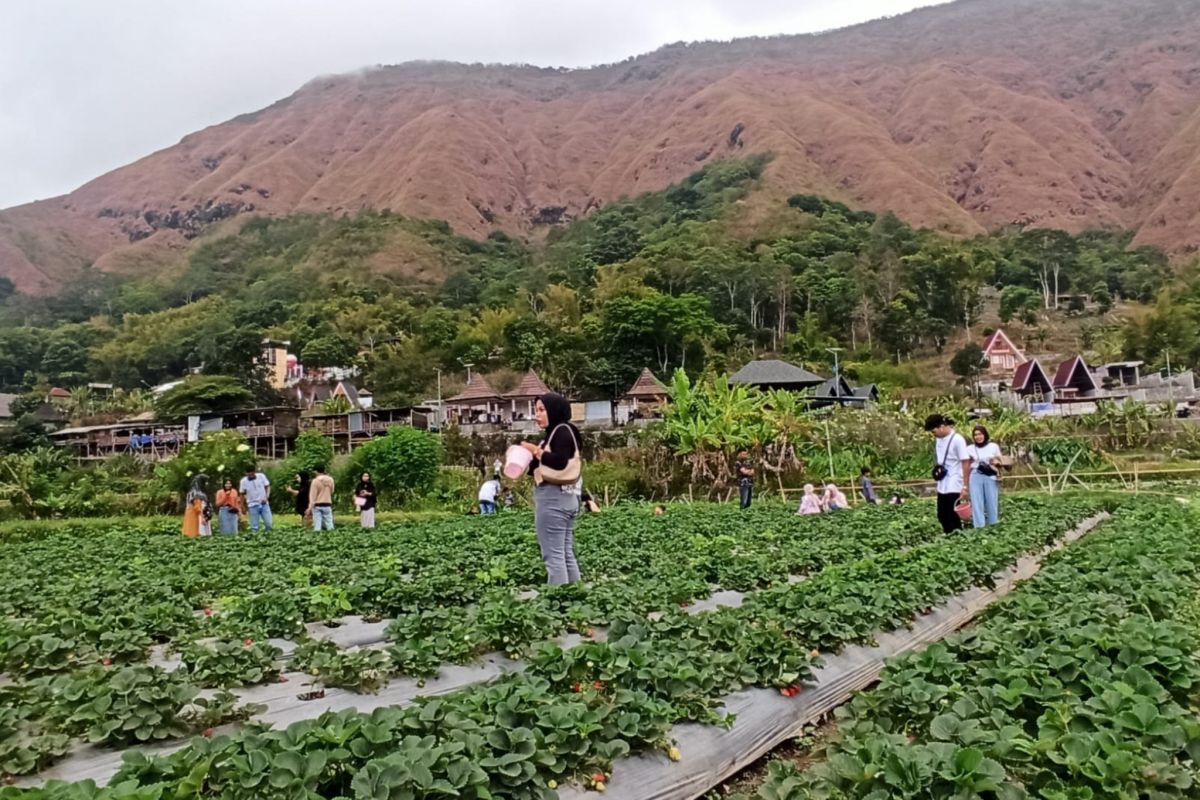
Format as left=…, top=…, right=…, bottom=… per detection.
left=182, top=464, right=378, bottom=536
left=795, top=482, right=849, bottom=515
left=731, top=416, right=1002, bottom=533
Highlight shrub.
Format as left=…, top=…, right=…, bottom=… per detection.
left=284, top=430, right=334, bottom=476
left=144, top=431, right=257, bottom=510
left=345, top=427, right=442, bottom=507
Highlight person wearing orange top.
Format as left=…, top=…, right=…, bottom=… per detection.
left=215, top=478, right=241, bottom=534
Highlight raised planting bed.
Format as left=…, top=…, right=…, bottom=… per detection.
left=736, top=499, right=1200, bottom=800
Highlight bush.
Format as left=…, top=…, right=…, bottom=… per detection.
left=344, top=427, right=442, bottom=507
left=283, top=430, right=334, bottom=476
left=583, top=458, right=651, bottom=501
left=144, top=431, right=257, bottom=511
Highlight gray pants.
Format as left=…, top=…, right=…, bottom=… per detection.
left=534, top=484, right=581, bottom=585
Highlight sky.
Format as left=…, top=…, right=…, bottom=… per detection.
left=0, top=0, right=947, bottom=209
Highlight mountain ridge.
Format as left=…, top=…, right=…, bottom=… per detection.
left=3, top=0, right=1199, bottom=294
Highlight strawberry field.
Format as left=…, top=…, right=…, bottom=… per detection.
left=1, top=495, right=1180, bottom=799
left=735, top=500, right=1200, bottom=799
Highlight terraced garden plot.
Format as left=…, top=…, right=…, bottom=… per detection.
left=0, top=497, right=1107, bottom=797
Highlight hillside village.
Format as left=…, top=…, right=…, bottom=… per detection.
left=4, top=324, right=1196, bottom=464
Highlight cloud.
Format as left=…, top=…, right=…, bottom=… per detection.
left=0, top=0, right=942, bottom=208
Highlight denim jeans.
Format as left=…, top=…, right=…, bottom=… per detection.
left=969, top=472, right=1000, bottom=528
left=247, top=503, right=273, bottom=532
left=738, top=480, right=752, bottom=509
left=534, top=485, right=581, bottom=585
left=218, top=507, right=239, bottom=534
left=480, top=500, right=496, bottom=515
left=312, top=505, right=334, bottom=531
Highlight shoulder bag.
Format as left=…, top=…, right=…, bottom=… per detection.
left=535, top=424, right=583, bottom=486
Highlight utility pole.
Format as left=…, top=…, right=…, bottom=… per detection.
left=1166, top=349, right=1174, bottom=427
left=436, top=369, right=443, bottom=430
left=827, top=347, right=845, bottom=405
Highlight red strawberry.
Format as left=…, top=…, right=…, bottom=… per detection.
left=202, top=728, right=215, bottom=738
left=243, top=638, right=254, bottom=647
left=593, top=680, right=605, bottom=690
left=278, top=675, right=289, bottom=683
left=593, top=772, right=606, bottom=783
left=571, top=682, right=583, bottom=693
left=101, top=657, right=113, bottom=666
left=203, top=608, right=213, bottom=617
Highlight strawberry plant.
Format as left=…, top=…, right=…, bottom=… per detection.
left=746, top=501, right=1200, bottom=800
left=290, top=640, right=392, bottom=693
left=178, top=639, right=281, bottom=688
left=46, top=666, right=197, bottom=745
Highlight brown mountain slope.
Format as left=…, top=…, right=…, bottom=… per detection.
left=3, top=0, right=1200, bottom=294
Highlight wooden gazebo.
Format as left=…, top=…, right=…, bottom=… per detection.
left=620, top=368, right=668, bottom=422
left=504, top=370, right=551, bottom=422
left=445, top=374, right=503, bottom=425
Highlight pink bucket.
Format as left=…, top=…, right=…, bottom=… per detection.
left=503, top=445, right=532, bottom=479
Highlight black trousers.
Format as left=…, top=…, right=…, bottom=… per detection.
left=937, top=492, right=962, bottom=533
left=739, top=481, right=753, bottom=509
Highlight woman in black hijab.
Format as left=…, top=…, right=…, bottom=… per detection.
left=286, top=471, right=311, bottom=524
left=519, top=392, right=583, bottom=585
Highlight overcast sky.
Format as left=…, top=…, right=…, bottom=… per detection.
left=0, top=0, right=946, bottom=209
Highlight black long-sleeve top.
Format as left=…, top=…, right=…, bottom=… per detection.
left=529, top=423, right=582, bottom=473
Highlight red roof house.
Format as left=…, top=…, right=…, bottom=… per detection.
left=1052, top=356, right=1098, bottom=400
left=1011, top=359, right=1053, bottom=398
left=982, top=329, right=1026, bottom=375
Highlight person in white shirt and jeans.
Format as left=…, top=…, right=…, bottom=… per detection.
left=966, top=425, right=1003, bottom=528
left=239, top=466, right=273, bottom=533
left=478, top=477, right=501, bottom=515
left=924, top=414, right=971, bottom=533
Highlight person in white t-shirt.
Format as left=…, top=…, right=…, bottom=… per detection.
left=924, top=414, right=971, bottom=533
left=966, top=425, right=1002, bottom=528
left=478, top=477, right=501, bottom=515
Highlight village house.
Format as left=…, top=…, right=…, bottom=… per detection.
left=981, top=329, right=1026, bottom=376
left=504, top=370, right=551, bottom=425
left=728, top=359, right=825, bottom=392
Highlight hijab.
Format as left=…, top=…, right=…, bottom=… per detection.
left=540, top=392, right=573, bottom=430
left=539, top=392, right=581, bottom=458
left=187, top=474, right=209, bottom=503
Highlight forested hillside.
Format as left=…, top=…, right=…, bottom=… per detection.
left=1, top=156, right=1189, bottom=412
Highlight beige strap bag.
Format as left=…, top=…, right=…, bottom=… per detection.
left=534, top=424, right=583, bottom=486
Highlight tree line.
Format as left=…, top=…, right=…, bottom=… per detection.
left=0, top=154, right=1185, bottom=415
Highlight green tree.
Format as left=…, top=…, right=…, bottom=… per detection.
left=154, top=375, right=255, bottom=419
left=950, top=343, right=988, bottom=393
left=300, top=335, right=357, bottom=369
left=999, top=286, right=1041, bottom=325
left=0, top=415, right=51, bottom=454
left=284, top=430, right=335, bottom=476
left=596, top=291, right=723, bottom=378
left=586, top=210, right=643, bottom=266
left=346, top=427, right=442, bottom=505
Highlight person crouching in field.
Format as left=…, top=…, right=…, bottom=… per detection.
left=797, top=484, right=823, bottom=515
